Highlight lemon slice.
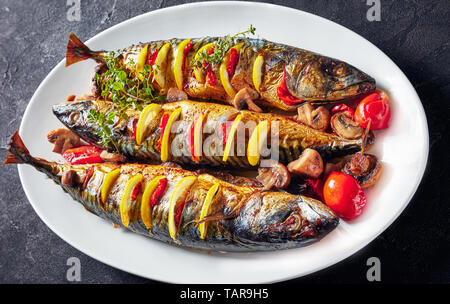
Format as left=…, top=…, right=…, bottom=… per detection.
left=168, top=176, right=197, bottom=239
left=193, top=113, right=205, bottom=161
left=100, top=168, right=120, bottom=203
left=198, top=182, right=220, bottom=239
left=222, top=114, right=242, bottom=162
left=120, top=174, right=144, bottom=228
left=173, top=39, right=191, bottom=90
left=219, top=42, right=244, bottom=98
left=135, top=104, right=162, bottom=145
left=193, top=43, right=214, bottom=83
left=140, top=175, right=166, bottom=230
left=153, top=42, right=171, bottom=88
left=136, top=45, right=148, bottom=82
left=252, top=55, right=264, bottom=93
left=247, top=120, right=270, bottom=166
left=160, top=107, right=182, bottom=162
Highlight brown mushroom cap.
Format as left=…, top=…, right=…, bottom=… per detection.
left=256, top=160, right=291, bottom=190
left=287, top=148, right=324, bottom=179
left=295, top=103, right=330, bottom=131
left=330, top=111, right=364, bottom=139
left=342, top=153, right=382, bottom=188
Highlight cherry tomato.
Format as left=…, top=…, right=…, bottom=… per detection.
left=323, top=171, right=367, bottom=220
left=354, top=90, right=391, bottom=130
left=62, top=145, right=104, bottom=165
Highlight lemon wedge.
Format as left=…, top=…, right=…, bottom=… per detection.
left=193, top=43, right=214, bottom=83
left=252, top=55, right=264, bottom=93
left=100, top=168, right=120, bottom=203
left=222, top=114, right=242, bottom=162
left=136, top=45, right=148, bottom=82
left=120, top=174, right=144, bottom=228
left=160, top=107, right=182, bottom=162
left=173, top=39, right=191, bottom=90
left=219, top=42, right=244, bottom=98
left=135, top=104, right=162, bottom=145
left=168, top=176, right=197, bottom=239
left=153, top=42, right=171, bottom=88
left=198, top=182, right=220, bottom=239
left=140, top=175, right=166, bottom=230
left=247, top=120, right=270, bottom=166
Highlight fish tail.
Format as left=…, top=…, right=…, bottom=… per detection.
left=66, top=32, right=103, bottom=67
left=4, top=131, right=31, bottom=165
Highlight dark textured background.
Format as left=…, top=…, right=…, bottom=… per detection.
left=0, top=0, right=449, bottom=284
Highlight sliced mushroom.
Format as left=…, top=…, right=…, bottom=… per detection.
left=166, top=87, right=188, bottom=103
left=232, top=87, right=263, bottom=113
left=61, top=170, right=77, bottom=187
left=47, top=128, right=82, bottom=154
left=100, top=150, right=126, bottom=163
left=256, top=160, right=291, bottom=190
left=287, top=148, right=324, bottom=179
left=342, top=153, right=382, bottom=188
left=330, top=111, right=363, bottom=139
left=295, top=103, right=330, bottom=131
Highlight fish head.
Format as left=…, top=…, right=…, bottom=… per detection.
left=285, top=55, right=376, bottom=102
left=52, top=98, right=108, bottom=145
left=233, top=192, right=339, bottom=248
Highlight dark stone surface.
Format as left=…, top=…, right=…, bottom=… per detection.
left=0, top=0, right=449, bottom=283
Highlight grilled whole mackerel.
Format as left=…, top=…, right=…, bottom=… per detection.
left=66, top=33, right=375, bottom=111
left=5, top=131, right=339, bottom=251
left=53, top=98, right=373, bottom=168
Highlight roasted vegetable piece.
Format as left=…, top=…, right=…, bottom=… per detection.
left=65, top=33, right=376, bottom=111
left=287, top=148, right=324, bottom=179
left=331, top=111, right=364, bottom=139
left=354, top=90, right=390, bottom=130
left=342, top=153, right=382, bottom=188
left=5, top=131, right=339, bottom=252
left=323, top=171, right=367, bottom=220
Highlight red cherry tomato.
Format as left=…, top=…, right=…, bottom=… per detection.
left=323, top=171, right=367, bottom=220
left=354, top=90, right=391, bottom=130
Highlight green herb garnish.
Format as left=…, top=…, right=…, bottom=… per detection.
left=90, top=51, right=164, bottom=150
left=191, top=25, right=256, bottom=70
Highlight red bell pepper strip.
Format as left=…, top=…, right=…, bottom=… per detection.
left=182, top=41, right=193, bottom=71
left=63, top=145, right=104, bottom=165
left=188, top=116, right=199, bottom=162
left=175, top=191, right=190, bottom=229
left=204, top=46, right=216, bottom=86
left=226, top=48, right=239, bottom=78
left=131, top=182, right=142, bottom=201
left=149, top=178, right=168, bottom=209
left=156, top=114, right=170, bottom=152
left=131, top=119, right=138, bottom=141
left=277, top=72, right=304, bottom=105
left=331, top=104, right=355, bottom=117
left=354, top=90, right=391, bottom=130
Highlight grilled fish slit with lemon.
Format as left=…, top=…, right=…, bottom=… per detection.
left=53, top=97, right=372, bottom=168
left=5, top=131, right=338, bottom=251
left=65, top=30, right=375, bottom=111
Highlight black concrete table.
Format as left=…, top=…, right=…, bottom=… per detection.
left=0, top=0, right=449, bottom=283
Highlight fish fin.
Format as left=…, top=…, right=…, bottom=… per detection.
left=196, top=211, right=234, bottom=225
left=4, top=131, right=31, bottom=164
left=66, top=32, right=96, bottom=67
left=3, top=153, right=22, bottom=164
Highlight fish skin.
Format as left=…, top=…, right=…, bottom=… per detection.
left=53, top=98, right=372, bottom=167
left=66, top=33, right=376, bottom=111
left=5, top=131, right=339, bottom=252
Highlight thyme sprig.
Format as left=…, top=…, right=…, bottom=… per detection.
left=89, top=51, right=164, bottom=150
left=191, top=25, right=256, bottom=70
